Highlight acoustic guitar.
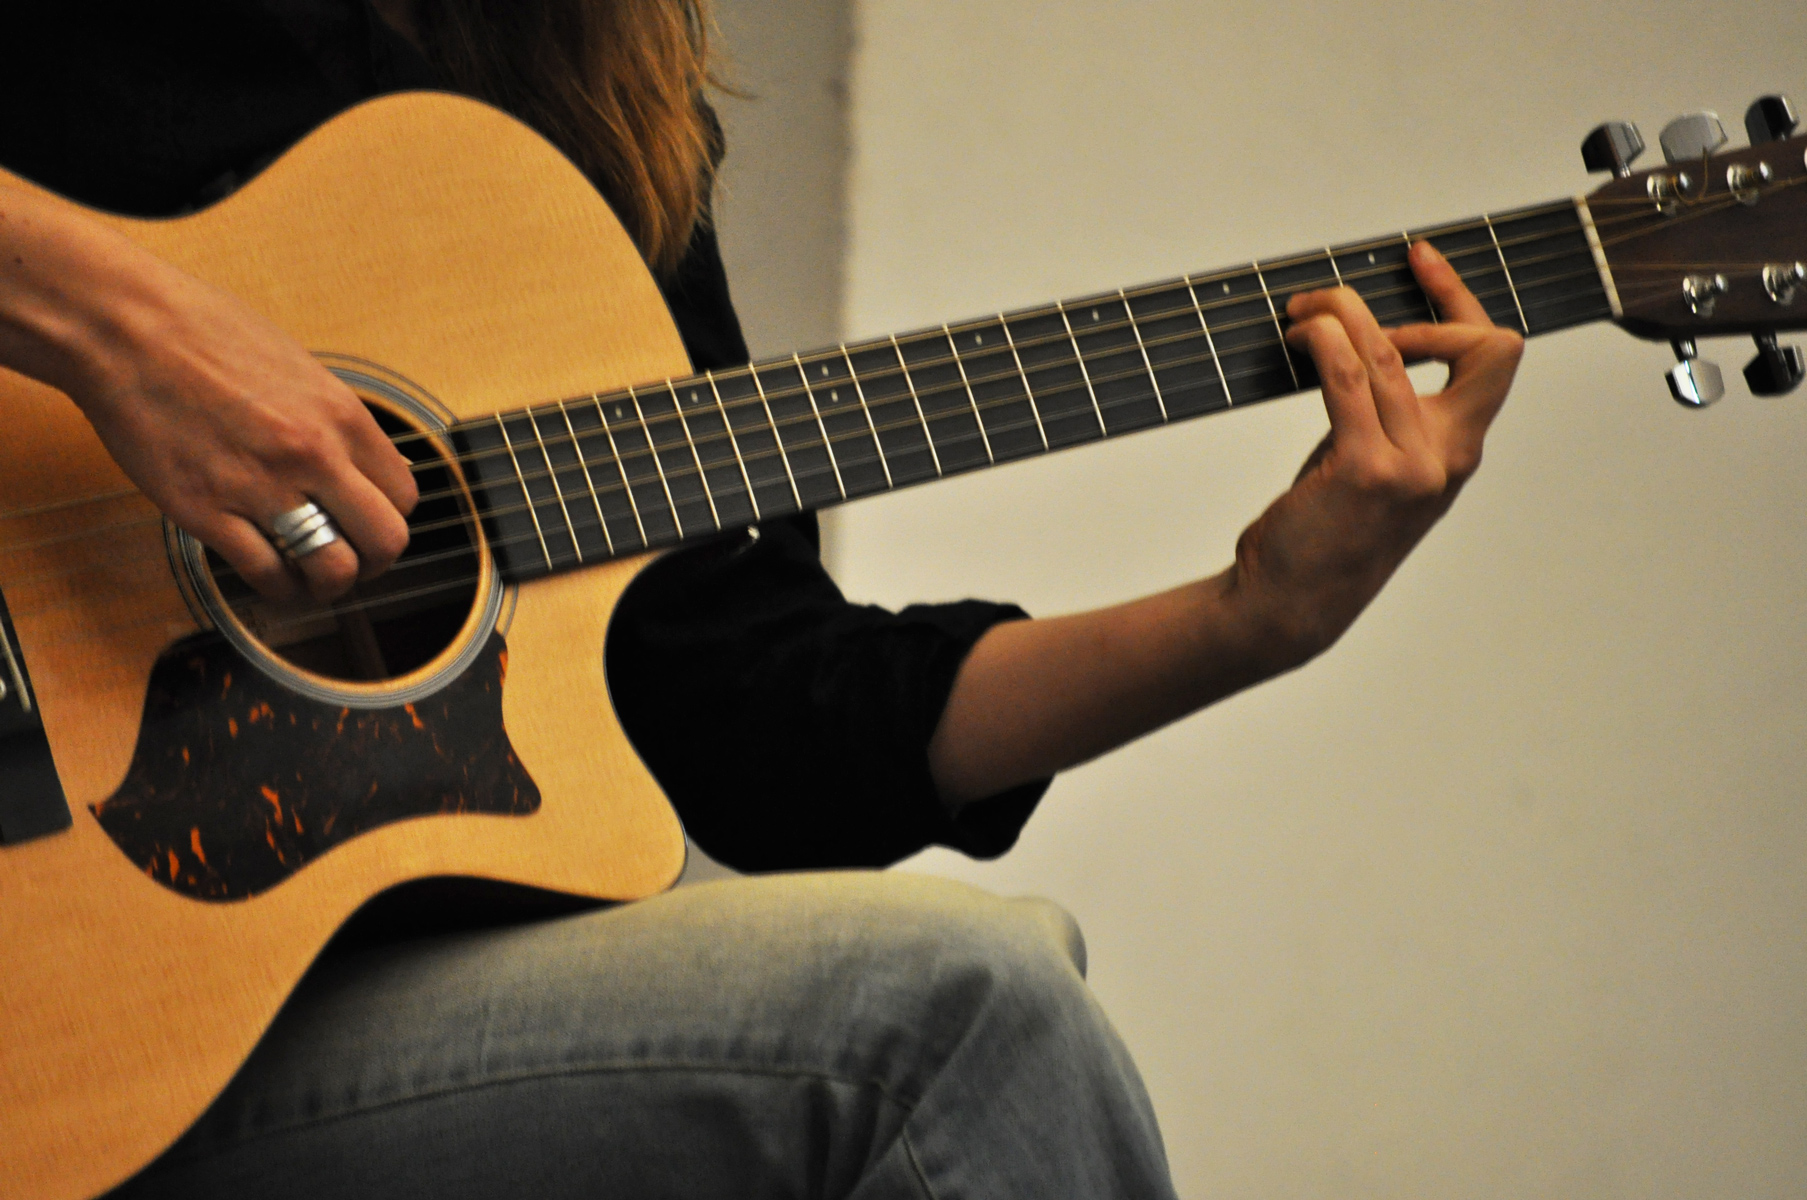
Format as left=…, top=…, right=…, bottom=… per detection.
left=1, top=92, right=1802, bottom=1198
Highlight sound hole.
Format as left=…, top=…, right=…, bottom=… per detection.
left=207, top=408, right=481, bottom=683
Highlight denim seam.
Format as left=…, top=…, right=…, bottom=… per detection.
left=162, top=1060, right=923, bottom=1167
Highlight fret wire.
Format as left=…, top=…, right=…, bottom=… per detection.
left=1250, top=262, right=1301, bottom=391
left=1325, top=248, right=1344, bottom=287
left=1483, top=213, right=1531, bottom=333
left=1182, top=273, right=1235, bottom=407
left=705, top=370, right=762, bottom=521
left=839, top=344, right=895, bottom=490
left=997, top=314, right=1048, bottom=451
left=558, top=399, right=614, bottom=557
left=792, top=352, right=847, bottom=500
left=594, top=394, right=649, bottom=547
left=1054, top=301, right=1109, bottom=437
left=668, top=380, right=723, bottom=530
left=493, top=414, right=553, bottom=571
left=627, top=386, right=686, bottom=537
left=889, top=334, right=944, bottom=478
left=527, top=404, right=582, bottom=563
left=747, top=365, right=804, bottom=510
left=941, top=323, right=995, bottom=464
left=1117, top=287, right=1168, bottom=423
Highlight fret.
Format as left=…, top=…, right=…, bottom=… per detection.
left=1178, top=276, right=1235, bottom=412
left=1418, top=220, right=1521, bottom=330
left=671, top=378, right=758, bottom=527
left=1490, top=201, right=1614, bottom=335
left=1000, top=307, right=1104, bottom=449
left=940, top=324, right=995, bottom=465
left=626, top=387, right=698, bottom=540
left=557, top=399, right=615, bottom=557
left=597, top=391, right=671, bottom=545
left=1190, top=268, right=1300, bottom=405
left=752, top=359, right=840, bottom=508
left=1250, top=262, right=1302, bottom=391
left=844, top=338, right=938, bottom=486
left=1325, top=248, right=1344, bottom=287
left=526, top=405, right=585, bottom=564
left=1061, top=294, right=1164, bottom=436
left=946, top=319, right=1043, bottom=463
left=893, top=330, right=990, bottom=473
left=882, top=334, right=945, bottom=479
left=997, top=316, right=1049, bottom=451
left=1483, top=214, right=1531, bottom=333
left=839, top=345, right=896, bottom=491
left=583, top=395, right=647, bottom=549
left=1131, top=279, right=1228, bottom=419
left=715, top=367, right=802, bottom=516
left=704, top=372, right=762, bottom=522
left=1053, top=302, right=1109, bottom=437
left=1117, top=289, right=1168, bottom=422
left=1334, top=236, right=1437, bottom=326
left=792, top=353, right=848, bottom=499
left=494, top=413, right=555, bottom=572
left=795, top=351, right=889, bottom=497
left=666, top=381, right=727, bottom=529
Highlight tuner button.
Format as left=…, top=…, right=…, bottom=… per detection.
left=1745, top=94, right=1799, bottom=145
left=1582, top=121, right=1646, bottom=177
left=1669, top=339, right=1725, bottom=408
left=1744, top=331, right=1807, bottom=396
left=1660, top=111, right=1730, bottom=164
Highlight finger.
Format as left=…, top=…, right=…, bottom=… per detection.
left=1284, top=312, right=1390, bottom=456
left=1389, top=321, right=1524, bottom=423
left=340, top=405, right=420, bottom=517
left=1288, top=287, right=1427, bottom=455
left=256, top=496, right=365, bottom=601
left=201, top=515, right=308, bottom=604
left=300, top=471, right=413, bottom=582
left=1410, top=241, right=1490, bottom=326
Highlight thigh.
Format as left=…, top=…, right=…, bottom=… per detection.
left=109, top=871, right=1102, bottom=1199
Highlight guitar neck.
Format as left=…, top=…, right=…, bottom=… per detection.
left=455, top=196, right=1614, bottom=580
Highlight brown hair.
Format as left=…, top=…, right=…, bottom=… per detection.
left=415, top=0, right=719, bottom=275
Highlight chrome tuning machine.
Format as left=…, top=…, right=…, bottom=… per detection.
left=1744, top=332, right=1807, bottom=397
left=1660, top=112, right=1729, bottom=164
left=1667, top=339, right=1725, bottom=408
left=1581, top=121, right=1645, bottom=176
left=1745, top=95, right=1799, bottom=145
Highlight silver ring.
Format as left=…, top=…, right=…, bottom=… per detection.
left=268, top=501, right=342, bottom=560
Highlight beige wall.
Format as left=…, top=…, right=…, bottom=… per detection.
left=831, top=2, right=1807, bottom=1198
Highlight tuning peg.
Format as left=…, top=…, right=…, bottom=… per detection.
left=1743, top=331, right=1806, bottom=396
left=1660, top=111, right=1729, bottom=164
left=1582, top=121, right=1646, bottom=177
left=1745, top=94, right=1799, bottom=145
left=1668, top=339, right=1725, bottom=408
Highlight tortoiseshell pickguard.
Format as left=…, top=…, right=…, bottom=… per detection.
left=90, top=631, right=540, bottom=901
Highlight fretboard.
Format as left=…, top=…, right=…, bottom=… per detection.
left=452, top=197, right=1613, bottom=580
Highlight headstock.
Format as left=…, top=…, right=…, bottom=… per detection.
left=1583, top=95, right=1807, bottom=405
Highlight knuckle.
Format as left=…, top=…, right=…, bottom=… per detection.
left=1324, top=358, right=1369, bottom=394
left=1370, top=341, right=1405, bottom=373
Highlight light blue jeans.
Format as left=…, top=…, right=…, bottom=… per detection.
left=109, top=871, right=1176, bottom=1198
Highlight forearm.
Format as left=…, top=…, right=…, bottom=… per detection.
left=0, top=182, right=170, bottom=397
left=928, top=564, right=1308, bottom=804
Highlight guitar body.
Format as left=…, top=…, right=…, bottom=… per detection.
left=0, top=93, right=688, bottom=1200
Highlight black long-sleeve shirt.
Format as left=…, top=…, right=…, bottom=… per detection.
left=0, top=0, right=1048, bottom=870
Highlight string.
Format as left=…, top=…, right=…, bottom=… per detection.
left=4, top=180, right=1783, bottom=630
left=4, top=257, right=1608, bottom=596
left=6, top=268, right=1632, bottom=647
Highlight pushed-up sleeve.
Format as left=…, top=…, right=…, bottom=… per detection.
left=604, top=515, right=1050, bottom=872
